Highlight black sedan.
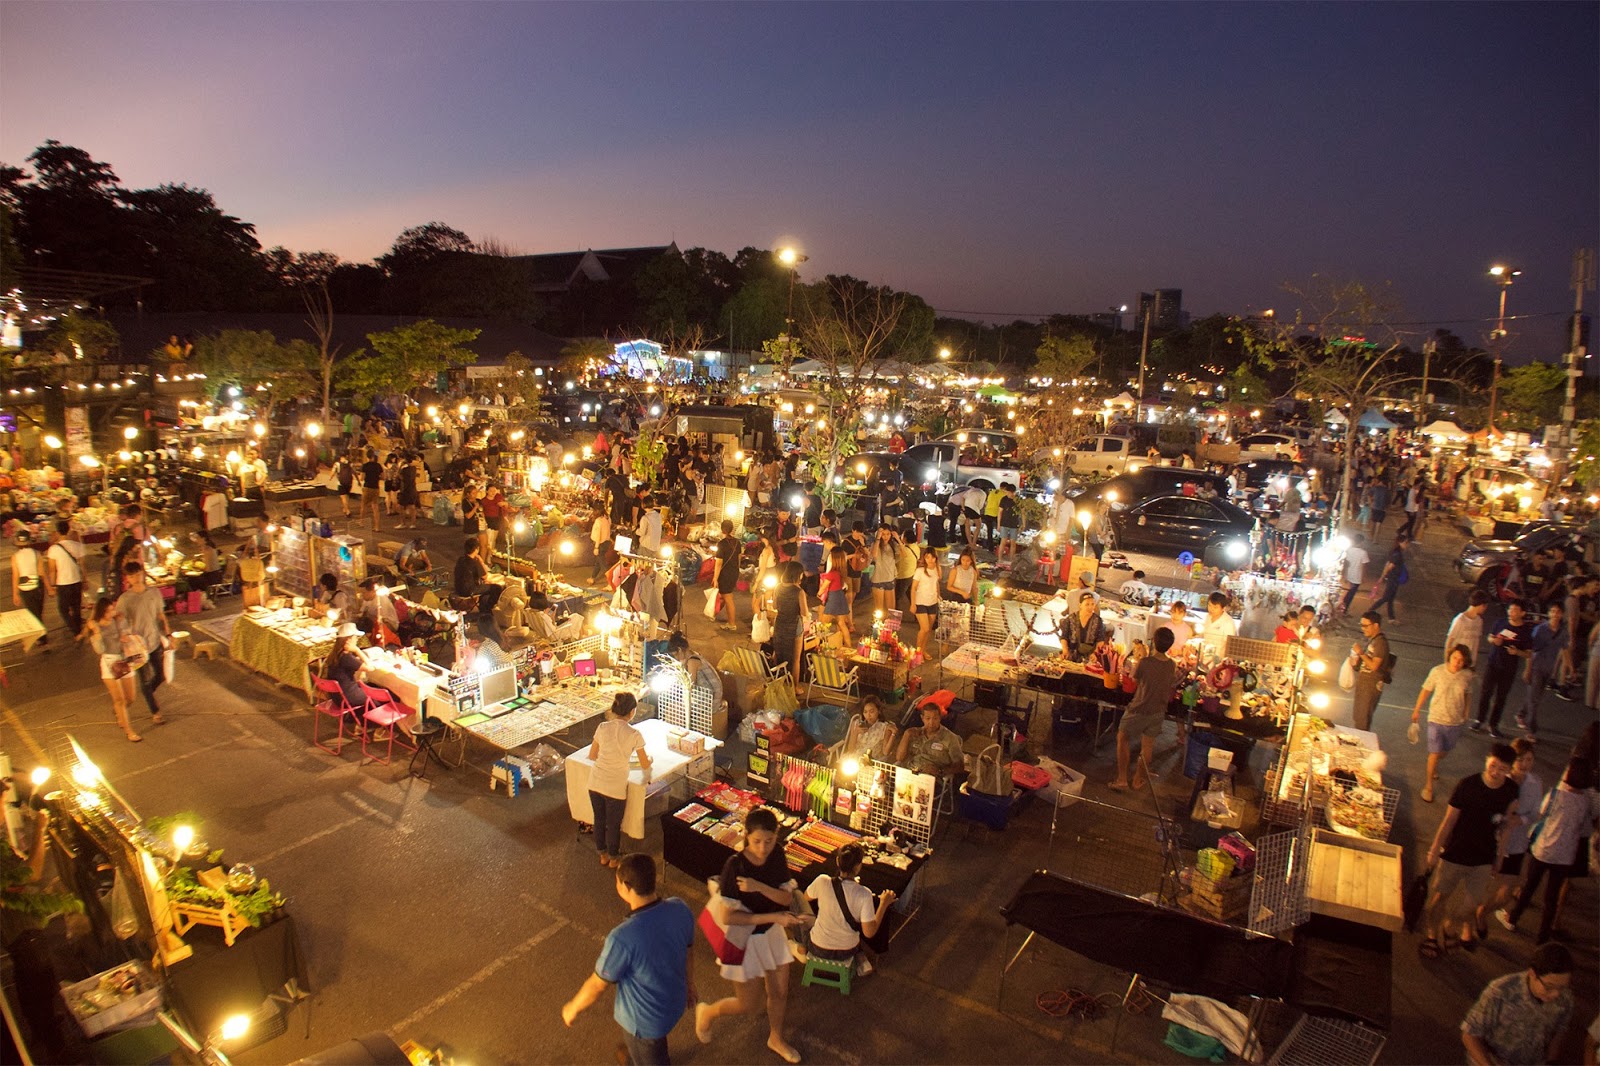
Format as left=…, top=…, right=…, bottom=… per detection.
left=1106, top=494, right=1257, bottom=567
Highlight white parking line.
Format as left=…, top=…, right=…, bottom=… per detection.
left=390, top=917, right=568, bottom=1032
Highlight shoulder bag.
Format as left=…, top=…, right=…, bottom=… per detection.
left=830, top=876, right=863, bottom=934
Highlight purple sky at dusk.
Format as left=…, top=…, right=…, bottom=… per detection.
left=3, top=1, right=1595, bottom=359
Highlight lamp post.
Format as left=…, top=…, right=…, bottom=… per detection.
left=776, top=247, right=808, bottom=365
left=1486, top=265, right=1521, bottom=433
left=1136, top=293, right=1160, bottom=424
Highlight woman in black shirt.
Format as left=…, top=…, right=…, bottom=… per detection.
left=696, top=807, right=807, bottom=1064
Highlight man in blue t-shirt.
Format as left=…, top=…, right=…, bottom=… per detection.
left=563, top=854, right=696, bottom=1065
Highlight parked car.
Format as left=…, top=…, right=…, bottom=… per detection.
left=1106, top=495, right=1257, bottom=567
left=1236, top=433, right=1299, bottom=461
left=935, top=428, right=1020, bottom=456
left=903, top=441, right=1027, bottom=493
left=1074, top=468, right=1234, bottom=511
left=1454, top=522, right=1585, bottom=585
left=1232, top=459, right=1316, bottom=513
left=1065, top=434, right=1141, bottom=476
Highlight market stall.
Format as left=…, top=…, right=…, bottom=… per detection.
left=38, top=737, right=310, bottom=1058
left=229, top=607, right=338, bottom=699
left=564, top=718, right=720, bottom=839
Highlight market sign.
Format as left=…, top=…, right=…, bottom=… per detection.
left=64, top=405, right=92, bottom=463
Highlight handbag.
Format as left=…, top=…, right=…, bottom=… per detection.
left=697, top=891, right=752, bottom=965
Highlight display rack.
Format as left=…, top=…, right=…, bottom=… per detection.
left=657, top=670, right=718, bottom=738
left=311, top=534, right=367, bottom=590
left=703, top=483, right=750, bottom=534
left=270, top=527, right=312, bottom=598
left=1266, top=1013, right=1387, bottom=1066
left=1248, top=823, right=1315, bottom=936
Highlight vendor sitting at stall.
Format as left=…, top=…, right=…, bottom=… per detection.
left=803, top=844, right=897, bottom=976
left=895, top=702, right=965, bottom=778
left=321, top=622, right=397, bottom=716
left=666, top=630, right=723, bottom=711
left=1060, top=592, right=1109, bottom=663
left=357, top=577, right=399, bottom=636
left=838, top=696, right=899, bottom=763
left=393, top=536, right=432, bottom=577
left=185, top=530, right=225, bottom=590
left=311, top=572, right=351, bottom=619
left=241, top=514, right=274, bottom=559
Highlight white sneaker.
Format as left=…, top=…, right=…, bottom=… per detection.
left=856, top=958, right=874, bottom=976
left=1494, top=908, right=1515, bottom=932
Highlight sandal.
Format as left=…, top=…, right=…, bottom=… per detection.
left=126, top=733, right=143, bottom=743
left=1418, top=937, right=1443, bottom=959
left=150, top=714, right=166, bottom=725
left=1421, top=786, right=1434, bottom=803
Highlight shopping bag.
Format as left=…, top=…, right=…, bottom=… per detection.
left=120, top=633, right=150, bottom=670
left=702, top=588, right=719, bottom=618
left=1402, top=866, right=1432, bottom=933
left=969, top=742, right=1011, bottom=796
left=1407, top=721, right=1420, bottom=745
left=765, top=675, right=800, bottom=714
left=752, top=613, right=773, bottom=643
left=697, top=894, right=752, bottom=965
left=163, top=645, right=177, bottom=683
left=1337, top=656, right=1356, bottom=692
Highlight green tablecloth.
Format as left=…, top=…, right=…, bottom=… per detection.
left=230, top=615, right=333, bottom=699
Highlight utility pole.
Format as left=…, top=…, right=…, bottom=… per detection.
left=1564, top=247, right=1596, bottom=430
left=1420, top=338, right=1436, bottom=427
left=1137, top=292, right=1159, bottom=424
left=1486, top=265, right=1520, bottom=434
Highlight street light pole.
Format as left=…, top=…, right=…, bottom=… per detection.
left=1564, top=248, right=1596, bottom=431
left=775, top=247, right=808, bottom=368
left=1420, top=338, right=1436, bottom=427
left=1136, top=293, right=1159, bottom=424
left=1486, top=265, right=1520, bottom=434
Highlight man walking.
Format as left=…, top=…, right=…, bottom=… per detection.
left=1460, top=944, right=1573, bottom=1066
left=1518, top=602, right=1571, bottom=738
left=1338, top=533, right=1369, bottom=615
left=117, top=561, right=171, bottom=724
left=360, top=448, right=384, bottom=531
left=47, top=519, right=86, bottom=638
left=1368, top=534, right=1411, bottom=621
left=1473, top=600, right=1533, bottom=739
left=562, top=854, right=696, bottom=1066
left=1444, top=591, right=1488, bottom=665
left=1419, top=745, right=1520, bottom=957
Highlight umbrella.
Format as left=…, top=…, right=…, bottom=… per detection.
left=1357, top=408, right=1397, bottom=430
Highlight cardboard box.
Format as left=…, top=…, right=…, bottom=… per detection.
left=720, top=671, right=767, bottom=717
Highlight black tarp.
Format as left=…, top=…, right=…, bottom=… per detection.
left=999, top=871, right=1293, bottom=1002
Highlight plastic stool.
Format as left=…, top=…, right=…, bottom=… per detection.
left=193, top=641, right=224, bottom=661
left=171, top=631, right=193, bottom=657
left=801, top=956, right=852, bottom=995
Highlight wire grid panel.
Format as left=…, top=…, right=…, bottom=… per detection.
left=703, top=484, right=751, bottom=534
left=862, top=758, right=935, bottom=848
left=1224, top=635, right=1301, bottom=669
left=656, top=680, right=717, bottom=736
left=937, top=601, right=971, bottom=646
left=1045, top=795, right=1181, bottom=906
left=1248, top=827, right=1313, bottom=935
left=1266, top=1013, right=1387, bottom=1066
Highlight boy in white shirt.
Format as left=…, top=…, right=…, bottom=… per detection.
left=1445, top=591, right=1489, bottom=669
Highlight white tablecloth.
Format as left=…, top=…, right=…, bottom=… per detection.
left=564, top=719, right=717, bottom=839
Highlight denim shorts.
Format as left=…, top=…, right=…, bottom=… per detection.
left=825, top=589, right=849, bottom=614
left=1428, top=723, right=1463, bottom=754
left=998, top=526, right=1019, bottom=542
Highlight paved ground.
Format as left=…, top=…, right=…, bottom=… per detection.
left=4, top=499, right=1595, bottom=1065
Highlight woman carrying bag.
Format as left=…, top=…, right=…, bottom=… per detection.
left=85, top=597, right=142, bottom=742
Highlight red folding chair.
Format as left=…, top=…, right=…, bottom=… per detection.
left=312, top=676, right=363, bottom=756
left=360, top=686, right=416, bottom=766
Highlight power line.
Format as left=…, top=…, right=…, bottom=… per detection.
left=931, top=307, right=1578, bottom=327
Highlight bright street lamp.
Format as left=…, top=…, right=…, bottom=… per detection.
left=1486, top=264, right=1522, bottom=431
left=775, top=246, right=809, bottom=349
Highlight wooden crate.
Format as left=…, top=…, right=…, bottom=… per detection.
left=1307, top=828, right=1403, bottom=931
left=1184, top=869, right=1252, bottom=922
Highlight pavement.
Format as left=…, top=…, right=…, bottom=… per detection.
left=3, top=498, right=1596, bottom=1065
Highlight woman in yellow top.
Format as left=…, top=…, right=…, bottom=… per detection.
left=983, top=486, right=1003, bottom=548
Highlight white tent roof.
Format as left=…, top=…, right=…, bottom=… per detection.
left=1324, top=409, right=1349, bottom=424
left=1107, top=391, right=1138, bottom=408
left=1420, top=419, right=1469, bottom=439
left=1357, top=408, right=1397, bottom=430
left=788, top=359, right=826, bottom=375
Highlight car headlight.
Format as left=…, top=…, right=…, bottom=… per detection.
left=1225, top=541, right=1249, bottom=561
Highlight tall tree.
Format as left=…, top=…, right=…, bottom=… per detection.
left=193, top=329, right=319, bottom=429
left=1033, top=334, right=1097, bottom=381
left=1244, top=278, right=1419, bottom=521
left=1496, top=363, right=1567, bottom=432
left=344, top=319, right=480, bottom=405
left=269, top=249, right=352, bottom=421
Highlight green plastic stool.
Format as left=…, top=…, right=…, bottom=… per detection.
left=801, top=955, right=853, bottom=995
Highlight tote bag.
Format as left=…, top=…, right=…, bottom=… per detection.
left=697, top=890, right=752, bottom=965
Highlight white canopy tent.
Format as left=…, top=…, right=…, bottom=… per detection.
left=1419, top=419, right=1469, bottom=441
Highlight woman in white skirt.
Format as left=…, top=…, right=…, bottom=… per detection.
left=696, top=807, right=808, bottom=1064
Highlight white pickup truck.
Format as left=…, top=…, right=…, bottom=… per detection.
left=1064, top=435, right=1142, bottom=477
left=902, top=441, right=1027, bottom=493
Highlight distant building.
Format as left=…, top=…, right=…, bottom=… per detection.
left=503, top=243, right=681, bottom=296
left=1137, top=289, right=1183, bottom=331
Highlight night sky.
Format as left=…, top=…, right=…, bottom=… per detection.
left=3, top=1, right=1595, bottom=359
